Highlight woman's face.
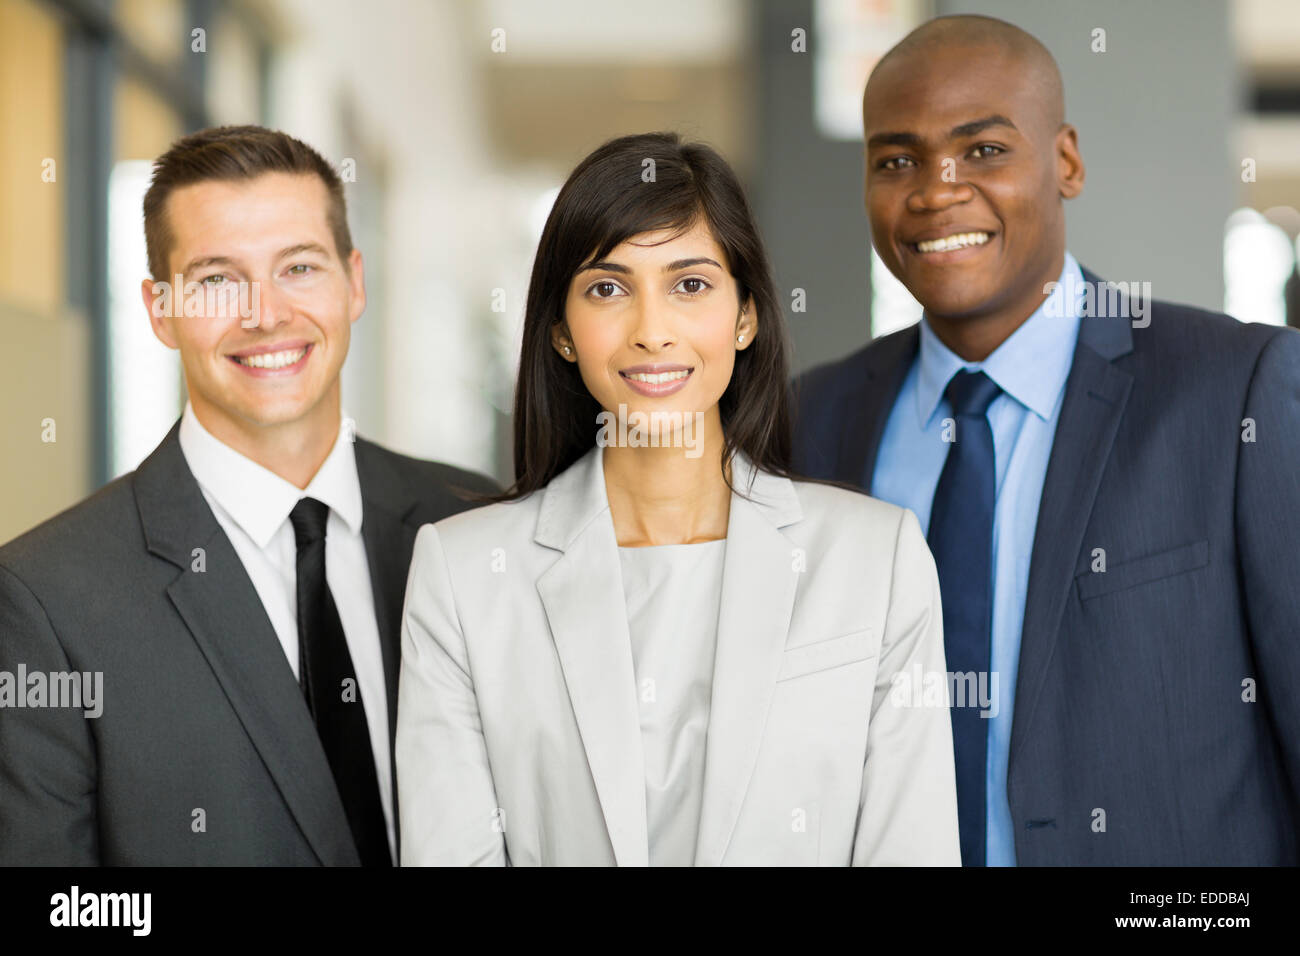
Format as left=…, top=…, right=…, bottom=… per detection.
left=553, top=219, right=756, bottom=435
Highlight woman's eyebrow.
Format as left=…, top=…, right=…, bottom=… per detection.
left=577, top=260, right=631, bottom=274
left=576, top=256, right=722, bottom=274
left=663, top=257, right=722, bottom=272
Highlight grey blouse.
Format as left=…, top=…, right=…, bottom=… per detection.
left=617, top=538, right=727, bottom=867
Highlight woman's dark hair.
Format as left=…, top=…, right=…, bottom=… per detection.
left=490, top=131, right=795, bottom=501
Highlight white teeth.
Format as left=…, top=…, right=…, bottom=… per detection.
left=916, top=232, right=991, bottom=253
left=626, top=369, right=690, bottom=384
left=233, top=347, right=308, bottom=369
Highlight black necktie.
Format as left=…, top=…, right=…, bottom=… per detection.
left=927, top=369, right=1001, bottom=867
left=289, top=497, right=391, bottom=866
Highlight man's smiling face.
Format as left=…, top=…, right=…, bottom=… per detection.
left=143, top=171, right=364, bottom=435
left=863, top=40, right=1083, bottom=331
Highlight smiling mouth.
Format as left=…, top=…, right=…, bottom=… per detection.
left=230, top=345, right=311, bottom=370
left=621, top=369, right=693, bottom=385
left=910, top=232, right=993, bottom=254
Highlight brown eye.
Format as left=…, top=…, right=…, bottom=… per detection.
left=591, top=280, right=621, bottom=298
left=675, top=277, right=709, bottom=295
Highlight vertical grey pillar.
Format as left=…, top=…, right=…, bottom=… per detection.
left=64, top=17, right=115, bottom=488
left=752, top=0, right=873, bottom=376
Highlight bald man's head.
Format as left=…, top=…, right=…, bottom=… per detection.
left=860, top=15, right=1085, bottom=358
left=868, top=15, right=1065, bottom=134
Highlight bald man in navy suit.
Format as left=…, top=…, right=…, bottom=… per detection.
left=793, top=15, right=1300, bottom=866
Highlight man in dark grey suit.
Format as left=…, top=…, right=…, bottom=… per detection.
left=0, top=126, right=496, bottom=865
left=793, top=16, right=1300, bottom=865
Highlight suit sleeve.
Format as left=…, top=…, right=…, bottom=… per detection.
left=852, top=508, right=961, bottom=866
left=396, top=524, right=507, bottom=866
left=0, top=563, right=99, bottom=864
left=1237, top=328, right=1300, bottom=804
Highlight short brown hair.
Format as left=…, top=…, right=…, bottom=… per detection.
left=143, top=124, right=353, bottom=281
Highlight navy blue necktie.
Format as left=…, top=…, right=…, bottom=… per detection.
left=927, top=369, right=1001, bottom=867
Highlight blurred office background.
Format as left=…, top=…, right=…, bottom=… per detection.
left=2, top=0, right=1298, bottom=542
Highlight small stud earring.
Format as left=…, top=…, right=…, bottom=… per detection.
left=737, top=334, right=745, bottom=344
left=563, top=346, right=572, bottom=355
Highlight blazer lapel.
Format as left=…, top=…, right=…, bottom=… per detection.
left=836, top=325, right=919, bottom=489
left=1010, top=269, right=1135, bottom=769
left=133, top=423, right=359, bottom=865
left=353, top=439, right=424, bottom=862
left=694, top=453, right=803, bottom=866
left=360, top=504, right=412, bottom=765
left=535, top=445, right=650, bottom=866
left=536, top=447, right=804, bottom=866
left=353, top=441, right=420, bottom=773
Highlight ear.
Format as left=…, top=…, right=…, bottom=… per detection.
left=735, top=296, right=757, bottom=350
left=551, top=322, right=577, bottom=362
left=1056, top=124, right=1085, bottom=200
left=345, top=248, right=366, bottom=323
left=141, top=276, right=179, bottom=350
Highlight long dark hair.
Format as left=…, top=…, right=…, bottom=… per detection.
left=492, top=131, right=794, bottom=501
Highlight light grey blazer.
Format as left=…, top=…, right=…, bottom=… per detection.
left=396, top=444, right=960, bottom=866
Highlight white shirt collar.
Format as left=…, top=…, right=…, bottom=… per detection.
left=178, top=402, right=364, bottom=548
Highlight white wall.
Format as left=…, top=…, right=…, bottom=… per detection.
left=268, top=0, right=518, bottom=476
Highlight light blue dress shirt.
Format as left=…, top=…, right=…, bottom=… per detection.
left=870, top=251, right=1084, bottom=866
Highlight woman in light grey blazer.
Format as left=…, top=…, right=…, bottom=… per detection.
left=396, top=132, right=959, bottom=866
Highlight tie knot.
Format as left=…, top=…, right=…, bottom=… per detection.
left=289, top=497, right=331, bottom=546
left=945, top=369, right=1001, bottom=418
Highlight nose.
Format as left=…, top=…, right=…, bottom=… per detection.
left=628, top=294, right=676, bottom=352
left=907, top=160, right=975, bottom=214
left=243, top=276, right=291, bottom=333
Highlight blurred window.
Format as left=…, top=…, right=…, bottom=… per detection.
left=110, top=76, right=184, bottom=476
left=813, top=0, right=929, bottom=142
left=0, top=0, right=63, bottom=318
left=1223, top=208, right=1294, bottom=327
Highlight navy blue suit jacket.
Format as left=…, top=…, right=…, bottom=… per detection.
left=791, top=269, right=1300, bottom=865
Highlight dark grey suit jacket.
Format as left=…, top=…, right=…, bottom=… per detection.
left=792, top=270, right=1300, bottom=864
left=0, top=422, right=497, bottom=865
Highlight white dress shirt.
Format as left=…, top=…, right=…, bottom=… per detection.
left=617, top=538, right=726, bottom=867
left=178, top=403, right=395, bottom=861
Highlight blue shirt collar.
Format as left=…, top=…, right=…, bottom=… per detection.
left=915, top=251, right=1084, bottom=427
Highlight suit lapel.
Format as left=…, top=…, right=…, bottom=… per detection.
left=837, top=325, right=918, bottom=489
left=353, top=440, right=421, bottom=774
left=1010, top=270, right=1134, bottom=769
left=535, top=446, right=649, bottom=866
left=535, top=445, right=804, bottom=867
left=694, top=455, right=802, bottom=866
left=133, top=424, right=359, bottom=865
left=353, top=440, right=424, bottom=864
left=360, top=503, right=412, bottom=763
